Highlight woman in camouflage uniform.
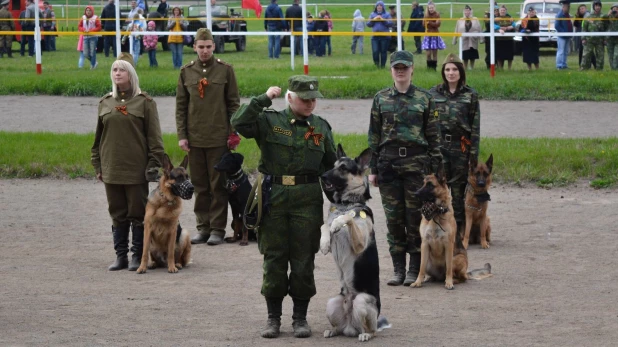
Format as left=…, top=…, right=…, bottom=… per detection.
left=429, top=53, right=480, bottom=242
left=231, top=75, right=337, bottom=339
left=91, top=53, right=165, bottom=272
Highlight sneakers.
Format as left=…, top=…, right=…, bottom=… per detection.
left=91, top=62, right=98, bottom=70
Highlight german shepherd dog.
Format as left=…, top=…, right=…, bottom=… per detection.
left=319, top=144, right=390, bottom=342
left=213, top=152, right=255, bottom=246
left=463, top=154, right=493, bottom=249
left=412, top=169, right=493, bottom=289
left=136, top=155, right=194, bottom=274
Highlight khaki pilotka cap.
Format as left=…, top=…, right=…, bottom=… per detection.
left=117, top=52, right=135, bottom=68
left=288, top=75, right=323, bottom=99
left=195, top=28, right=214, bottom=41
left=442, top=53, right=464, bottom=65
left=390, top=50, right=414, bottom=67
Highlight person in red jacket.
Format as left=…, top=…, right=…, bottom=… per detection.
left=78, top=5, right=102, bottom=70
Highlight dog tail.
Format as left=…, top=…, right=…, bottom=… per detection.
left=377, top=315, right=392, bottom=331
left=467, top=263, right=493, bottom=280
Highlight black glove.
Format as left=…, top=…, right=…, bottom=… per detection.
left=145, top=167, right=160, bottom=182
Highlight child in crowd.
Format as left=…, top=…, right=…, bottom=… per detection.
left=351, top=9, right=365, bottom=54
left=143, top=21, right=159, bottom=67
left=124, top=14, right=144, bottom=66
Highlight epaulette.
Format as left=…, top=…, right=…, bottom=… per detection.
left=99, top=92, right=113, bottom=103
left=215, top=58, right=232, bottom=67
left=180, top=60, right=195, bottom=70
left=263, top=108, right=278, bottom=113
left=137, top=91, right=153, bottom=101
left=314, top=115, right=332, bottom=130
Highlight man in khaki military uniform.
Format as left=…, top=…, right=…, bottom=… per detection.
left=0, top=0, right=14, bottom=58
left=176, top=28, right=241, bottom=246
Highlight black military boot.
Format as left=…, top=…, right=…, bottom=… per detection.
left=128, top=224, right=144, bottom=271
left=261, top=297, right=283, bottom=338
left=108, top=224, right=130, bottom=271
left=292, top=298, right=311, bottom=338
left=387, top=253, right=407, bottom=286
left=403, top=252, right=422, bottom=286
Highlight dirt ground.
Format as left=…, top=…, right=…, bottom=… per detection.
left=2, top=97, right=618, bottom=346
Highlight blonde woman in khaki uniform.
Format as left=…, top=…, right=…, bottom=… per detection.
left=91, top=53, right=165, bottom=271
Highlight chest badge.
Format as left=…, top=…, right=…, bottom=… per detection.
left=434, top=110, right=439, bottom=118
left=359, top=211, right=367, bottom=219
left=273, top=126, right=292, bottom=136
left=348, top=210, right=356, bottom=218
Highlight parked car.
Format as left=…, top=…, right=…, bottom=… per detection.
left=186, top=5, right=247, bottom=53
left=514, top=0, right=561, bottom=54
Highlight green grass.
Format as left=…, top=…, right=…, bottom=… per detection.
left=3, top=0, right=617, bottom=100
left=2, top=132, right=617, bottom=187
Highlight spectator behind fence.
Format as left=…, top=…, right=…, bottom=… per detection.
left=127, top=1, right=139, bottom=25
left=351, top=9, right=366, bottom=54
left=126, top=14, right=145, bottom=66
left=520, top=7, right=540, bottom=71
left=453, top=5, right=481, bottom=69
left=581, top=0, right=607, bottom=70
left=324, top=10, right=333, bottom=56
left=41, top=1, right=55, bottom=52
left=607, top=3, right=618, bottom=70
left=494, top=5, right=515, bottom=70
left=101, top=0, right=117, bottom=58
left=313, top=10, right=328, bottom=57
left=574, top=4, right=597, bottom=68
left=423, top=1, right=446, bottom=71
left=555, top=2, right=573, bottom=70
left=367, top=0, right=392, bottom=68
left=482, top=6, right=499, bottom=69
left=264, top=0, right=286, bottom=59
left=167, top=6, right=187, bottom=69
left=0, top=0, right=14, bottom=58
left=286, top=0, right=303, bottom=55
left=144, top=21, right=158, bottom=68
left=157, top=0, right=170, bottom=16
left=408, top=1, right=424, bottom=54
left=306, top=12, right=315, bottom=55
left=78, top=5, right=102, bottom=70
left=21, top=0, right=38, bottom=57
left=388, top=5, right=405, bottom=53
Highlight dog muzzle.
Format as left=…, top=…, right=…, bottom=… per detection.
left=171, top=180, right=194, bottom=200
left=421, top=201, right=448, bottom=221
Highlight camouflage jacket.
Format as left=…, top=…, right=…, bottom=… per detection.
left=429, top=83, right=480, bottom=159
left=231, top=94, right=337, bottom=177
left=368, top=84, right=442, bottom=173
left=583, top=11, right=609, bottom=42
left=608, top=12, right=618, bottom=42
left=175, top=56, right=240, bottom=148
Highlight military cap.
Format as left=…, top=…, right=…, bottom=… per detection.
left=390, top=50, right=414, bottom=67
left=195, top=28, right=214, bottom=41
left=116, top=52, right=135, bottom=68
left=389, top=5, right=396, bottom=9
left=465, top=4, right=472, bottom=10
left=442, top=53, right=463, bottom=65
left=528, top=6, right=536, bottom=11
left=288, top=75, right=323, bottom=99
left=612, top=3, right=618, bottom=9
left=0, top=0, right=9, bottom=6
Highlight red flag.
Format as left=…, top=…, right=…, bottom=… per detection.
left=242, top=0, right=263, bottom=18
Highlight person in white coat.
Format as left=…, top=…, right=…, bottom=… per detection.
left=452, top=5, right=481, bottom=69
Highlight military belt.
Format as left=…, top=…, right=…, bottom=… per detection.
left=272, top=175, right=319, bottom=186
left=381, top=146, right=426, bottom=158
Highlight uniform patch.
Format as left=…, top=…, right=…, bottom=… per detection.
left=434, top=110, right=439, bottom=118
left=273, top=126, right=292, bottom=136
left=359, top=210, right=367, bottom=219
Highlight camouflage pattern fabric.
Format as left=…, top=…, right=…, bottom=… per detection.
left=0, top=6, right=14, bottom=53
left=430, top=83, right=481, bottom=224
left=231, top=93, right=337, bottom=299
left=368, top=84, right=442, bottom=256
left=582, top=11, right=609, bottom=69
left=607, top=13, right=618, bottom=69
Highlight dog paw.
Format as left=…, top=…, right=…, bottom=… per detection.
left=320, top=237, right=331, bottom=255
left=136, top=266, right=147, bottom=274
left=358, top=333, right=372, bottom=342
left=445, top=281, right=454, bottom=290
left=330, top=216, right=348, bottom=234
left=410, top=281, right=423, bottom=288
left=175, top=263, right=183, bottom=270
left=168, top=266, right=178, bottom=273
left=324, top=330, right=333, bottom=338
left=462, top=240, right=469, bottom=249
left=481, top=241, right=490, bottom=249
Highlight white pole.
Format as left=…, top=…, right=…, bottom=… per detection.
left=35, top=0, right=42, bottom=73
left=290, top=34, right=295, bottom=70
left=302, top=0, right=309, bottom=74
left=459, top=33, right=463, bottom=58
left=206, top=0, right=212, bottom=31
left=115, top=0, right=121, bottom=57
left=489, top=0, right=495, bottom=77
left=396, top=0, right=402, bottom=51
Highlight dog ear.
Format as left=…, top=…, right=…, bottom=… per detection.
left=336, top=143, right=347, bottom=159
left=486, top=153, right=493, bottom=173
left=355, top=148, right=372, bottom=172
left=162, top=153, right=174, bottom=175
left=436, top=162, right=446, bottom=185
left=469, top=156, right=478, bottom=172
left=233, top=152, right=245, bottom=164
left=179, top=155, right=189, bottom=170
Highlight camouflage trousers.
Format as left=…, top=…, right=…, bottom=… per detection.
left=258, top=183, right=323, bottom=300
left=442, top=147, right=471, bottom=226
left=378, top=154, right=429, bottom=256
left=581, top=41, right=605, bottom=70
left=607, top=40, right=618, bottom=70
left=0, top=34, right=13, bottom=53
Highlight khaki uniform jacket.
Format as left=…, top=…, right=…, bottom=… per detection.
left=91, top=92, right=165, bottom=184
left=175, top=56, right=240, bottom=148
left=0, top=8, right=15, bottom=30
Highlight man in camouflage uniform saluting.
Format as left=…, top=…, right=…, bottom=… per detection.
left=368, top=50, right=442, bottom=286
left=231, top=76, right=337, bottom=338
left=430, top=53, right=481, bottom=243
left=176, top=28, right=241, bottom=246
left=581, top=0, right=609, bottom=70
left=0, top=0, right=14, bottom=58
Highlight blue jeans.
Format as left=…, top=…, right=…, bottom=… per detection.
left=104, top=34, right=117, bottom=57
left=78, top=51, right=85, bottom=68
left=132, top=37, right=141, bottom=66
left=325, top=36, right=331, bottom=55
left=20, top=26, right=35, bottom=56
left=169, top=43, right=183, bottom=69
left=556, top=37, right=570, bottom=69
left=148, top=50, right=158, bottom=67
left=268, top=32, right=280, bottom=58
left=83, top=36, right=98, bottom=68
left=315, top=36, right=325, bottom=57
left=372, top=36, right=389, bottom=68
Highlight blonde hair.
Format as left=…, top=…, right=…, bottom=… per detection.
left=285, top=90, right=297, bottom=108
left=111, top=60, right=141, bottom=98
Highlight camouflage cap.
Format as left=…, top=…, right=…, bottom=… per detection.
left=442, top=53, right=463, bottom=65
left=288, top=75, right=323, bottom=99
left=195, top=28, right=214, bottom=41
left=116, top=52, right=135, bottom=68
left=390, top=50, right=414, bottom=67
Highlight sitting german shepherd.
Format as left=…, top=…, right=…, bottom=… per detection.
left=463, top=154, right=493, bottom=249
left=213, top=152, right=255, bottom=246
left=319, top=144, right=390, bottom=342
left=136, top=155, right=194, bottom=274
left=412, top=169, right=492, bottom=290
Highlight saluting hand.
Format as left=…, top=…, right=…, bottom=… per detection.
left=266, top=86, right=281, bottom=100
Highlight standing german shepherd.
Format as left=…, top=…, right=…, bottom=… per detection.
left=320, top=144, right=390, bottom=341
left=136, top=154, right=194, bottom=274
left=463, top=154, right=493, bottom=249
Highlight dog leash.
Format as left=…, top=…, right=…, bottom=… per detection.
left=243, top=173, right=263, bottom=231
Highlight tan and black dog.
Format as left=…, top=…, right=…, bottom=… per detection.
left=136, top=154, right=194, bottom=274
left=463, top=154, right=493, bottom=249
